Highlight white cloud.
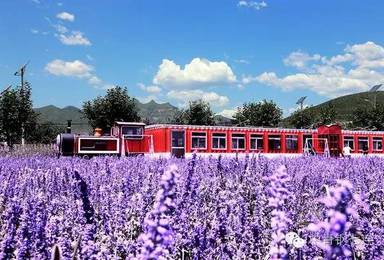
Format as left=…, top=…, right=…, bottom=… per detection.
left=88, top=76, right=102, bottom=85
left=153, top=58, right=237, bottom=88
left=45, top=59, right=111, bottom=89
left=31, top=0, right=40, bottom=4
left=217, top=108, right=237, bottom=119
left=56, top=12, right=75, bottom=22
left=283, top=51, right=321, bottom=69
left=31, top=29, right=49, bottom=35
left=138, top=83, right=162, bottom=94
left=238, top=1, right=267, bottom=10
left=244, top=41, right=384, bottom=98
left=167, top=89, right=229, bottom=108
left=55, top=24, right=68, bottom=34
left=58, top=31, right=91, bottom=46
left=45, top=59, right=92, bottom=77
left=234, top=59, right=250, bottom=64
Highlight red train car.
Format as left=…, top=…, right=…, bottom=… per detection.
left=57, top=122, right=153, bottom=157
left=57, top=122, right=384, bottom=157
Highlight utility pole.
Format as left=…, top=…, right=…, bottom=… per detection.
left=14, top=61, right=29, bottom=146
left=296, top=96, right=307, bottom=128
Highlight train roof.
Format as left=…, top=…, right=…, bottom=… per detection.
left=114, top=122, right=146, bottom=126
left=145, top=124, right=315, bottom=133
left=146, top=124, right=384, bottom=135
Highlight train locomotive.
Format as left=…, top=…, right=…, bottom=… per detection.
left=56, top=121, right=384, bottom=158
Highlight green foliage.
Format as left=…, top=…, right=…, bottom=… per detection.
left=316, top=103, right=337, bottom=125
left=351, top=104, right=384, bottom=130
left=172, top=99, right=215, bottom=125
left=82, top=86, right=140, bottom=132
left=26, top=121, right=65, bottom=144
left=234, top=99, right=282, bottom=127
left=288, top=108, right=315, bottom=129
left=0, top=83, right=37, bottom=147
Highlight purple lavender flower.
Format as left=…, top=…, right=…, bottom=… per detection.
left=308, top=180, right=355, bottom=259
left=138, top=164, right=178, bottom=259
left=0, top=202, right=21, bottom=259
left=266, top=165, right=293, bottom=260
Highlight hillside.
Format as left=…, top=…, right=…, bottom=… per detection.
left=134, top=99, right=179, bottom=124
left=284, top=91, right=384, bottom=126
left=34, top=105, right=90, bottom=134
left=35, top=100, right=180, bottom=134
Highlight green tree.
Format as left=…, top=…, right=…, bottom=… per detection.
left=173, top=99, right=215, bottom=125
left=234, top=99, right=282, bottom=127
left=82, top=86, right=140, bottom=132
left=0, top=89, right=21, bottom=146
left=351, top=105, right=384, bottom=130
left=288, top=107, right=315, bottom=129
left=26, top=121, right=65, bottom=144
left=316, top=103, right=337, bottom=125
left=0, top=83, right=37, bottom=147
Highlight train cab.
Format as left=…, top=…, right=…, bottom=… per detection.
left=57, top=122, right=152, bottom=157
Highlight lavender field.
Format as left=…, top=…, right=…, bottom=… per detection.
left=0, top=155, right=383, bottom=259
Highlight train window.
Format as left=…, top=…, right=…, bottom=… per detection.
left=232, top=133, right=245, bottom=150
left=212, top=133, right=226, bottom=149
left=121, top=126, right=143, bottom=139
left=191, top=132, right=207, bottom=149
left=268, top=135, right=281, bottom=152
left=286, top=135, right=298, bottom=151
left=250, top=134, right=263, bottom=150
left=373, top=137, right=383, bottom=151
left=344, top=136, right=354, bottom=150
left=358, top=137, right=369, bottom=151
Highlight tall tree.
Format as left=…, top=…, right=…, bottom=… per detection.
left=316, top=103, right=337, bottom=125
left=82, top=86, right=140, bottom=132
left=0, top=89, right=21, bottom=147
left=351, top=105, right=384, bottom=130
left=172, top=99, right=215, bottom=125
left=0, top=83, right=37, bottom=147
left=288, top=107, right=315, bottom=129
left=234, top=100, right=282, bottom=127
left=26, top=121, right=65, bottom=144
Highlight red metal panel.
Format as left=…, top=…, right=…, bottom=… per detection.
left=368, top=136, right=373, bottom=154
left=263, top=132, right=269, bottom=153
left=317, top=124, right=342, bottom=135
left=298, top=132, right=303, bottom=153
left=281, top=132, right=286, bottom=153
left=145, top=128, right=167, bottom=153
left=185, top=129, right=190, bottom=153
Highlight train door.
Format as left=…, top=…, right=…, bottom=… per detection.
left=317, top=125, right=343, bottom=157
left=328, top=134, right=341, bottom=156
left=171, top=130, right=185, bottom=158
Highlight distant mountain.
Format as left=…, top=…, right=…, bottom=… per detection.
left=34, top=105, right=90, bottom=134
left=214, top=114, right=234, bottom=126
left=134, top=99, right=179, bottom=124
left=35, top=100, right=181, bottom=134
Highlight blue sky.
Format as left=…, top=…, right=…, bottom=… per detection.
left=0, top=0, right=384, bottom=117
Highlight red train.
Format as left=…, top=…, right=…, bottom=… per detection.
left=57, top=122, right=384, bottom=157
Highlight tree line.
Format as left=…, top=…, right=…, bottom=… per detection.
left=82, top=86, right=383, bottom=131
left=1, top=84, right=383, bottom=146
